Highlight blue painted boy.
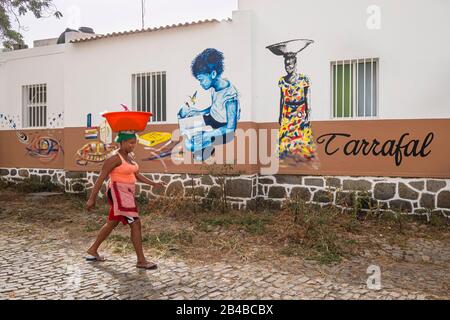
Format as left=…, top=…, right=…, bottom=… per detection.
left=178, top=48, right=240, bottom=160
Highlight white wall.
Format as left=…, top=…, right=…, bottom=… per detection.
left=64, top=10, right=253, bottom=127
left=0, top=11, right=252, bottom=129
left=1, top=1, right=449, bottom=128
left=239, top=0, right=450, bottom=122
left=0, top=45, right=65, bottom=130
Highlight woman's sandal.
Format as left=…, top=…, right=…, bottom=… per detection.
left=85, top=254, right=106, bottom=262
left=136, top=261, right=158, bottom=270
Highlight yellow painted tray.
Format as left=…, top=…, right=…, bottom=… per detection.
left=137, top=132, right=172, bottom=147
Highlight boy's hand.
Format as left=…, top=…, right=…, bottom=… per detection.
left=178, top=106, right=187, bottom=119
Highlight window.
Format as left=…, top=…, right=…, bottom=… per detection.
left=22, top=84, right=47, bottom=127
left=132, top=72, right=167, bottom=122
left=331, top=58, right=378, bottom=118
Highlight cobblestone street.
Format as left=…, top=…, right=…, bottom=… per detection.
left=1, top=233, right=449, bottom=300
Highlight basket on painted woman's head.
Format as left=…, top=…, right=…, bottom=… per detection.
left=266, top=39, right=314, bottom=57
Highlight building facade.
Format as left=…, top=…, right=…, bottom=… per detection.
left=0, top=0, right=449, bottom=215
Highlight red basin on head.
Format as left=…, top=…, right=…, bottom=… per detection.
left=102, top=111, right=152, bottom=132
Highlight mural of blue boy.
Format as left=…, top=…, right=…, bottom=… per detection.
left=178, top=48, right=240, bottom=161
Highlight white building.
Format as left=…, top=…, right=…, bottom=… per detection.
left=0, top=0, right=449, bottom=214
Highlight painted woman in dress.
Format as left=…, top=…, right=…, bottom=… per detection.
left=267, top=39, right=318, bottom=168
left=278, top=53, right=317, bottom=165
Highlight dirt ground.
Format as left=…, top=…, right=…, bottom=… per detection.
left=1, top=187, right=450, bottom=299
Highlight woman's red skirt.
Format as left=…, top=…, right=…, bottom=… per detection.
left=107, top=188, right=129, bottom=225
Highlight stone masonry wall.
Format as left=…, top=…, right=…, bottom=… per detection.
left=1, top=167, right=449, bottom=216
left=256, top=175, right=450, bottom=217
left=0, top=167, right=65, bottom=187
left=84, top=172, right=259, bottom=211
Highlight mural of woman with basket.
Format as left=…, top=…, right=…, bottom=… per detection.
left=266, top=39, right=319, bottom=169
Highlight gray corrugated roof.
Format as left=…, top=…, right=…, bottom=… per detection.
left=70, top=18, right=228, bottom=43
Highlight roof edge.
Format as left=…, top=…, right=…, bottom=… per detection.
left=70, top=18, right=231, bottom=44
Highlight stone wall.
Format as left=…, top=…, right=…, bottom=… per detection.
left=0, top=167, right=65, bottom=187
left=84, top=172, right=259, bottom=211
left=1, top=167, right=449, bottom=216
left=256, top=175, right=450, bottom=217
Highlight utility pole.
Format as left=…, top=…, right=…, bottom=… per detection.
left=141, top=0, right=146, bottom=29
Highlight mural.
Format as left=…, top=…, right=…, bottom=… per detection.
left=139, top=131, right=175, bottom=171
left=48, top=112, right=64, bottom=128
left=0, top=113, right=20, bottom=129
left=76, top=115, right=117, bottom=166
left=84, top=128, right=98, bottom=140
left=17, top=131, right=64, bottom=163
left=139, top=131, right=175, bottom=162
left=99, top=119, right=113, bottom=144
left=266, top=39, right=319, bottom=169
left=177, top=48, right=240, bottom=161
left=316, top=132, right=435, bottom=166
left=139, top=131, right=177, bottom=166
left=1, top=113, right=63, bottom=163
left=76, top=142, right=117, bottom=166
left=105, top=103, right=177, bottom=165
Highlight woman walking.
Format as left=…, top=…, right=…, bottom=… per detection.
left=85, top=131, right=165, bottom=270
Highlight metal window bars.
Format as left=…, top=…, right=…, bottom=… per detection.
left=22, top=84, right=47, bottom=128
left=331, top=58, right=378, bottom=118
left=132, top=71, right=167, bottom=122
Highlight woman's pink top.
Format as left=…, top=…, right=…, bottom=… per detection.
left=109, top=152, right=139, bottom=185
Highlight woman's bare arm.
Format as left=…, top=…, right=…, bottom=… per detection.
left=86, top=155, right=121, bottom=210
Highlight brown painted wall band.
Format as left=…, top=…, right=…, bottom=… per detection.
left=0, top=119, right=449, bottom=178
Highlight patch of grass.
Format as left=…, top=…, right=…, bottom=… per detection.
left=107, top=230, right=194, bottom=256
left=147, top=195, right=204, bottom=216
left=373, top=212, right=421, bottom=235
left=208, top=236, right=244, bottom=256
left=198, top=213, right=271, bottom=235
left=0, top=178, right=62, bottom=193
left=428, top=213, right=450, bottom=229
left=0, top=179, right=13, bottom=190
left=143, top=230, right=194, bottom=246
left=277, top=197, right=362, bottom=265
left=83, top=217, right=104, bottom=232
left=280, top=243, right=342, bottom=265
left=109, top=234, right=128, bottom=242
left=65, top=193, right=88, bottom=210
left=341, top=213, right=363, bottom=233
left=136, top=194, right=151, bottom=215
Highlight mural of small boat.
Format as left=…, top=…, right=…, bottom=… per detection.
left=76, top=141, right=118, bottom=166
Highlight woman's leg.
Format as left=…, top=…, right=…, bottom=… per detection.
left=129, top=219, right=157, bottom=268
left=87, top=219, right=120, bottom=257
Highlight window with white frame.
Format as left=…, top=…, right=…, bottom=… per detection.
left=331, top=58, right=378, bottom=118
left=132, top=71, right=167, bottom=122
left=22, top=84, right=47, bottom=128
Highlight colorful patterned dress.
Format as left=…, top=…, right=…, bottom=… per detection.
left=278, top=73, right=317, bottom=161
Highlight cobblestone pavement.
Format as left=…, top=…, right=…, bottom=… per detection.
left=0, top=233, right=449, bottom=300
